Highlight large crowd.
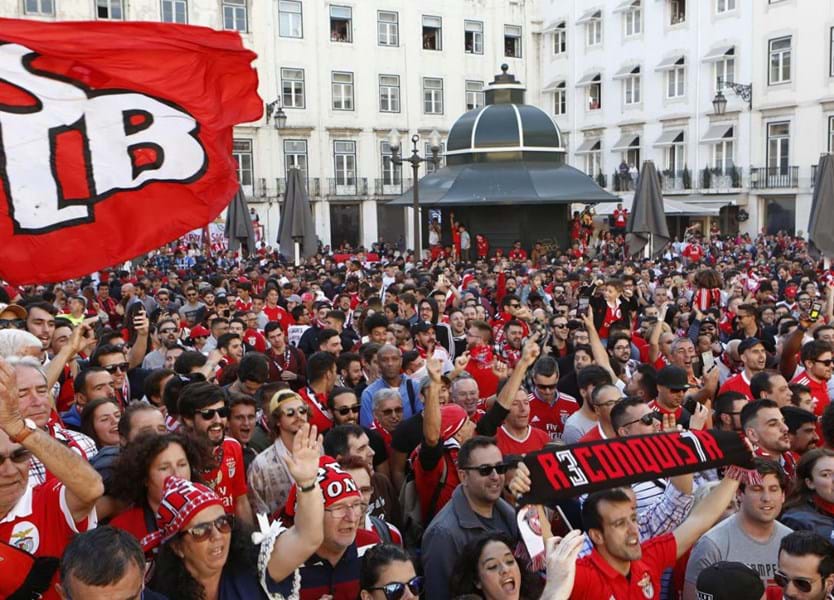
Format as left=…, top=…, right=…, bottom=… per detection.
left=2, top=224, right=834, bottom=600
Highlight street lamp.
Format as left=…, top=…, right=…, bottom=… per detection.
left=265, top=99, right=287, bottom=129
left=389, top=129, right=441, bottom=261
left=712, top=79, right=752, bottom=114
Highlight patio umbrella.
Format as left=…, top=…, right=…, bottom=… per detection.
left=279, top=168, right=317, bottom=265
left=626, top=160, right=669, bottom=258
left=809, top=154, right=834, bottom=260
left=224, top=186, right=256, bottom=256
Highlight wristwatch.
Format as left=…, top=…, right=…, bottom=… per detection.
left=8, top=418, right=37, bottom=444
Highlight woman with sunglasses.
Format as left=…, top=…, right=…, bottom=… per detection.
left=782, top=448, right=834, bottom=539
left=248, top=389, right=313, bottom=519
left=146, top=423, right=324, bottom=600
left=360, top=544, right=421, bottom=600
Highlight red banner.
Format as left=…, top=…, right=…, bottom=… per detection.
left=0, top=18, right=262, bottom=283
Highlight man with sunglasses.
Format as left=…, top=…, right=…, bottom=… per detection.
left=422, top=435, right=518, bottom=600
left=767, top=531, right=834, bottom=600
left=792, top=340, right=834, bottom=420
left=528, top=356, right=579, bottom=442
left=141, top=318, right=180, bottom=370
left=179, top=381, right=253, bottom=526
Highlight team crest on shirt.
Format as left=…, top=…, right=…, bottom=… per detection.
left=226, top=457, right=236, bottom=478
left=559, top=410, right=570, bottom=425
left=637, top=573, right=654, bottom=598
left=10, top=521, right=39, bottom=553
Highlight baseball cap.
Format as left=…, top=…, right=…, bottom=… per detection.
left=411, top=321, right=435, bottom=335
left=190, top=325, right=210, bottom=338
left=737, top=337, right=765, bottom=354
left=287, top=294, right=302, bottom=303
left=656, top=366, right=690, bottom=391
left=695, top=561, right=764, bottom=600
left=0, top=303, right=27, bottom=320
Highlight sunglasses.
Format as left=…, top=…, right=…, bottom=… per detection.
left=462, top=462, right=511, bottom=477
left=103, top=362, right=130, bottom=374
left=621, top=411, right=661, bottom=429
left=281, top=405, right=309, bottom=418
left=774, top=570, right=820, bottom=593
left=197, top=407, right=230, bottom=420
left=159, top=327, right=177, bottom=334
left=815, top=359, right=834, bottom=366
left=0, top=319, right=25, bottom=330
left=552, top=323, right=568, bottom=329
left=335, top=404, right=361, bottom=416
left=368, top=576, right=424, bottom=600
left=509, top=303, right=521, bottom=309
left=0, top=448, right=32, bottom=466
left=380, top=407, right=403, bottom=417
left=535, top=383, right=557, bottom=391
left=181, top=514, right=235, bottom=542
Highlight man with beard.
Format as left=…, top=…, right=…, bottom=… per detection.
left=742, top=399, right=796, bottom=480
left=719, top=337, right=768, bottom=401
left=265, top=322, right=307, bottom=391
left=684, top=459, right=791, bottom=598
left=497, top=319, right=525, bottom=370
left=792, top=340, right=834, bottom=419
left=607, top=332, right=637, bottom=380
left=412, top=321, right=453, bottom=372
left=768, top=531, right=834, bottom=600
left=783, top=405, right=820, bottom=459
left=178, top=381, right=253, bottom=525
left=714, top=391, right=748, bottom=432
left=327, top=387, right=388, bottom=474
left=447, top=309, right=468, bottom=359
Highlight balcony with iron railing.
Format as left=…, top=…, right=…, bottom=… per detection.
left=749, top=166, right=798, bottom=190
left=700, top=166, right=743, bottom=191
left=659, top=168, right=692, bottom=192
left=275, top=177, right=321, bottom=197
left=374, top=178, right=414, bottom=197
left=612, top=172, right=635, bottom=192
left=326, top=177, right=368, bottom=197
left=586, top=172, right=607, bottom=189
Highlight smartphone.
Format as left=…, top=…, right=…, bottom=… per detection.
left=701, top=351, right=715, bottom=371
left=551, top=505, right=574, bottom=536
left=578, top=296, right=590, bottom=313
left=810, top=302, right=823, bottom=321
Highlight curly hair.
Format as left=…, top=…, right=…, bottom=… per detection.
left=108, top=432, right=211, bottom=506
left=148, top=519, right=259, bottom=600
left=694, top=268, right=723, bottom=290
left=449, top=533, right=541, bottom=600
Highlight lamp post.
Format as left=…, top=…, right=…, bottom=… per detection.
left=265, top=98, right=288, bottom=129
left=388, top=129, right=441, bottom=261
left=712, top=79, right=752, bottom=114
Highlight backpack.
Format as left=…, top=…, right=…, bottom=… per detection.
left=398, top=451, right=448, bottom=549
left=369, top=515, right=394, bottom=545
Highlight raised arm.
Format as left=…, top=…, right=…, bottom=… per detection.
left=422, top=357, right=443, bottom=447
left=495, top=333, right=540, bottom=411
left=44, top=320, right=95, bottom=390
left=579, top=308, right=617, bottom=382
left=126, top=312, right=150, bottom=369
left=648, top=304, right=669, bottom=364
left=672, top=471, right=741, bottom=559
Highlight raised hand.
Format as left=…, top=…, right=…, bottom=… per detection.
left=542, top=530, right=585, bottom=600
left=426, top=357, right=443, bottom=383
left=689, top=402, right=709, bottom=431
left=284, top=423, right=321, bottom=486
left=521, top=332, right=541, bottom=366
left=491, top=359, right=509, bottom=380
left=508, top=461, right=532, bottom=499
left=453, top=351, right=471, bottom=372
left=0, top=358, right=22, bottom=431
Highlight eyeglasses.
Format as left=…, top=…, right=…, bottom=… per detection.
left=196, top=406, right=230, bottom=420
left=535, top=383, right=557, bottom=391
left=335, top=404, right=361, bottom=416
left=0, top=448, right=32, bottom=465
left=774, top=570, right=821, bottom=593
left=181, top=514, right=234, bottom=541
left=103, top=362, right=130, bottom=374
left=324, top=502, right=366, bottom=519
left=280, top=405, right=309, bottom=418
left=461, top=462, right=511, bottom=477
left=621, top=412, right=661, bottom=429
left=815, top=359, right=834, bottom=366
left=0, top=319, right=25, bottom=330
left=509, top=303, right=521, bottom=309
left=379, top=407, right=403, bottom=417
left=368, top=576, right=425, bottom=600
left=159, top=327, right=177, bottom=334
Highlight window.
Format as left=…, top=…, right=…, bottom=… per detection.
left=554, top=83, right=567, bottom=115
left=666, top=139, right=685, bottom=172
left=425, top=142, right=446, bottom=173
left=584, top=146, right=602, bottom=177
left=504, top=25, right=522, bottom=58
left=284, top=140, right=308, bottom=181
left=465, top=20, right=484, bottom=54
left=423, top=78, right=444, bottom=114
left=667, top=59, right=686, bottom=98
left=97, top=0, right=123, bottom=19
left=829, top=28, right=834, bottom=77
left=586, top=15, right=602, bottom=46
left=423, top=16, right=442, bottom=50
left=380, top=142, right=402, bottom=186
left=769, top=36, right=791, bottom=84
left=279, top=1, right=303, bottom=38
left=281, top=68, right=305, bottom=109
left=233, top=139, right=254, bottom=194
left=829, top=117, right=834, bottom=152
left=330, top=5, right=352, bottom=42
left=716, top=0, right=736, bottom=13
left=334, top=141, right=357, bottom=187
left=222, top=0, right=247, bottom=31
left=713, top=138, right=734, bottom=173
left=332, top=72, right=354, bottom=110
left=465, top=81, right=485, bottom=111
left=161, top=0, right=187, bottom=23
left=767, top=122, right=790, bottom=173
left=379, top=75, right=400, bottom=113
left=378, top=11, right=399, bottom=46
left=670, top=0, right=686, bottom=24
left=588, top=79, right=602, bottom=111
left=24, top=0, right=54, bottom=15
left=624, top=72, right=641, bottom=105
left=715, top=55, right=735, bottom=92
left=553, top=23, right=567, bottom=55
left=624, top=5, right=641, bottom=37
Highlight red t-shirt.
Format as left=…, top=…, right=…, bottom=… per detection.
left=528, top=391, right=580, bottom=441
left=465, top=344, right=499, bottom=399
left=203, top=438, right=248, bottom=513
left=414, top=447, right=460, bottom=523
left=264, top=305, right=292, bottom=332
left=234, top=298, right=252, bottom=312
left=496, top=425, right=549, bottom=456
left=243, top=328, right=267, bottom=353
left=299, top=387, right=334, bottom=434
left=571, top=533, right=677, bottom=599
left=717, top=371, right=753, bottom=401
left=791, top=372, right=831, bottom=417
left=109, top=505, right=152, bottom=541
left=648, top=399, right=684, bottom=422
left=579, top=423, right=606, bottom=443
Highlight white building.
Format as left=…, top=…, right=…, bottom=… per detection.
left=0, top=0, right=542, bottom=247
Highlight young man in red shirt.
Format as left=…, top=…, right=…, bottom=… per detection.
left=791, top=340, right=833, bottom=418
left=718, top=337, right=767, bottom=401
left=527, top=356, right=579, bottom=442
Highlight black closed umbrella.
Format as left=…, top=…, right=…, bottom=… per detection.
left=224, top=186, right=256, bottom=256
left=809, top=154, right=834, bottom=259
left=626, top=161, right=670, bottom=258
left=279, top=168, right=317, bottom=264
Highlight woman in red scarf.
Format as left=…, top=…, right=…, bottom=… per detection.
left=782, top=448, right=834, bottom=539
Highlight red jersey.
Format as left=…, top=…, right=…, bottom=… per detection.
left=509, top=248, right=528, bottom=262
left=613, top=208, right=628, bottom=228
left=465, top=344, right=499, bottom=399
left=791, top=372, right=831, bottom=417
left=109, top=505, right=152, bottom=542
left=203, top=438, right=248, bottom=513
left=528, top=390, right=580, bottom=441
left=413, top=447, right=460, bottom=523
left=476, top=236, right=489, bottom=258
left=299, top=386, right=334, bottom=433
left=598, top=301, right=623, bottom=339
left=683, top=244, right=704, bottom=263
left=496, top=425, right=549, bottom=456
left=717, top=371, right=754, bottom=401
left=579, top=423, right=606, bottom=443
left=570, top=533, right=677, bottom=600
left=234, top=298, right=252, bottom=312
left=263, top=304, right=292, bottom=332
left=243, top=328, right=267, bottom=353
left=648, top=399, right=684, bottom=423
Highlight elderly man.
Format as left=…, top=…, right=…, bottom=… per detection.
left=369, top=388, right=403, bottom=455
left=451, top=375, right=482, bottom=421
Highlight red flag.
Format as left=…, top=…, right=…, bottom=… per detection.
left=0, top=18, right=263, bottom=284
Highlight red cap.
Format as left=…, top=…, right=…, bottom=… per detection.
left=284, top=456, right=360, bottom=517
left=440, top=404, right=468, bottom=441
left=190, top=325, right=210, bottom=337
